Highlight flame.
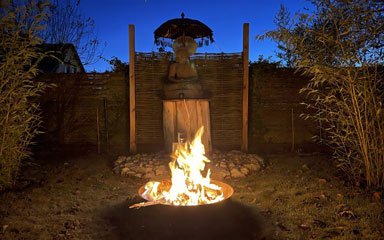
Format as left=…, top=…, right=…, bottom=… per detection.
left=142, top=126, right=224, bottom=206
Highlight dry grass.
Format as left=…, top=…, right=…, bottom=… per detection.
left=231, top=155, right=384, bottom=239
left=0, top=151, right=382, bottom=239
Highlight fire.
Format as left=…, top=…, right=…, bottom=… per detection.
left=141, top=127, right=224, bottom=206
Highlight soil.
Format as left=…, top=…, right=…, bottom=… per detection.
left=0, top=148, right=383, bottom=240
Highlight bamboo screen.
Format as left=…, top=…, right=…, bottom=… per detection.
left=135, top=52, right=244, bottom=150
left=38, top=73, right=128, bottom=149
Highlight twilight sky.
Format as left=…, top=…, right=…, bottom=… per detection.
left=79, top=0, right=312, bottom=72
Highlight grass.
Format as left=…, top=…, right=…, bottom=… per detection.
left=0, top=149, right=383, bottom=239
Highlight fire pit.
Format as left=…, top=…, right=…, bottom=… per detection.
left=131, top=127, right=234, bottom=208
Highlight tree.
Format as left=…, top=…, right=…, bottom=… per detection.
left=39, top=0, right=103, bottom=66
left=273, top=4, right=295, bottom=67
left=107, top=56, right=128, bottom=73
left=0, top=0, right=50, bottom=190
left=38, top=73, right=90, bottom=146
left=262, top=0, right=384, bottom=188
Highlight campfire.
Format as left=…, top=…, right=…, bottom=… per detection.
left=131, top=127, right=233, bottom=208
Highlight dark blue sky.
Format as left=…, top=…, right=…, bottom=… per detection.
left=79, top=0, right=311, bottom=72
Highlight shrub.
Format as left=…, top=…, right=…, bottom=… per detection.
left=261, top=0, right=384, bottom=187
left=0, top=0, right=49, bottom=190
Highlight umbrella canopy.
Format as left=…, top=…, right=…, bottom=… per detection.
left=154, top=13, right=214, bottom=48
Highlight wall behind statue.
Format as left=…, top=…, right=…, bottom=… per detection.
left=249, top=66, right=320, bottom=154
left=38, top=60, right=321, bottom=154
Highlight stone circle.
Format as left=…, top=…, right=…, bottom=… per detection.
left=113, top=150, right=264, bottom=180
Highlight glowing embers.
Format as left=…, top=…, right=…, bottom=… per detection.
left=136, top=127, right=233, bottom=206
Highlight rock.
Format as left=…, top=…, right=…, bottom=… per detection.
left=113, top=166, right=121, bottom=174
left=232, top=155, right=242, bottom=163
left=302, top=164, right=309, bottom=171
left=115, top=151, right=265, bottom=179
left=134, top=173, right=142, bottom=178
left=219, top=162, right=227, bottom=169
left=136, top=166, right=147, bottom=174
left=240, top=167, right=249, bottom=176
left=244, top=163, right=260, bottom=172
left=228, top=162, right=235, bottom=169
left=121, top=167, right=130, bottom=176
left=155, top=165, right=168, bottom=176
left=145, top=166, right=153, bottom=173
left=116, top=156, right=126, bottom=164
left=230, top=168, right=245, bottom=178
left=230, top=150, right=242, bottom=155
left=212, top=169, right=229, bottom=180
left=250, top=154, right=264, bottom=164
left=144, top=172, right=156, bottom=179
left=124, top=162, right=133, bottom=168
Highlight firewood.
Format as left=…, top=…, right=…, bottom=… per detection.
left=129, top=201, right=162, bottom=209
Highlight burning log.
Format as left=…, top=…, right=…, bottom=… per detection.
left=131, top=127, right=233, bottom=207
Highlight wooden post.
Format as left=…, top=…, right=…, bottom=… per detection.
left=103, top=98, right=109, bottom=146
left=129, top=24, right=136, bottom=154
left=96, top=104, right=100, bottom=154
left=242, top=23, right=249, bottom=152
left=291, top=108, right=295, bottom=152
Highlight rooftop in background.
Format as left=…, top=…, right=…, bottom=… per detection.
left=37, top=43, right=85, bottom=74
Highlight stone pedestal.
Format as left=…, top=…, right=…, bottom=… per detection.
left=163, top=99, right=212, bottom=153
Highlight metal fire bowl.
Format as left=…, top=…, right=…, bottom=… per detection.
left=138, top=179, right=234, bottom=206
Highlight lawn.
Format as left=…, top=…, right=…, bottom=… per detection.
left=0, top=148, right=383, bottom=240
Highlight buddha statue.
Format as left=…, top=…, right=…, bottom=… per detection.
left=168, top=48, right=198, bottom=82
left=163, top=36, right=204, bottom=99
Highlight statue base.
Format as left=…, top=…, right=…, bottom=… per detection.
left=163, top=99, right=212, bottom=153
left=163, top=81, right=205, bottom=99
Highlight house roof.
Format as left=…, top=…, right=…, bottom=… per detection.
left=37, top=43, right=85, bottom=73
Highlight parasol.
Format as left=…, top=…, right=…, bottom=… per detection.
left=154, top=12, right=214, bottom=48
